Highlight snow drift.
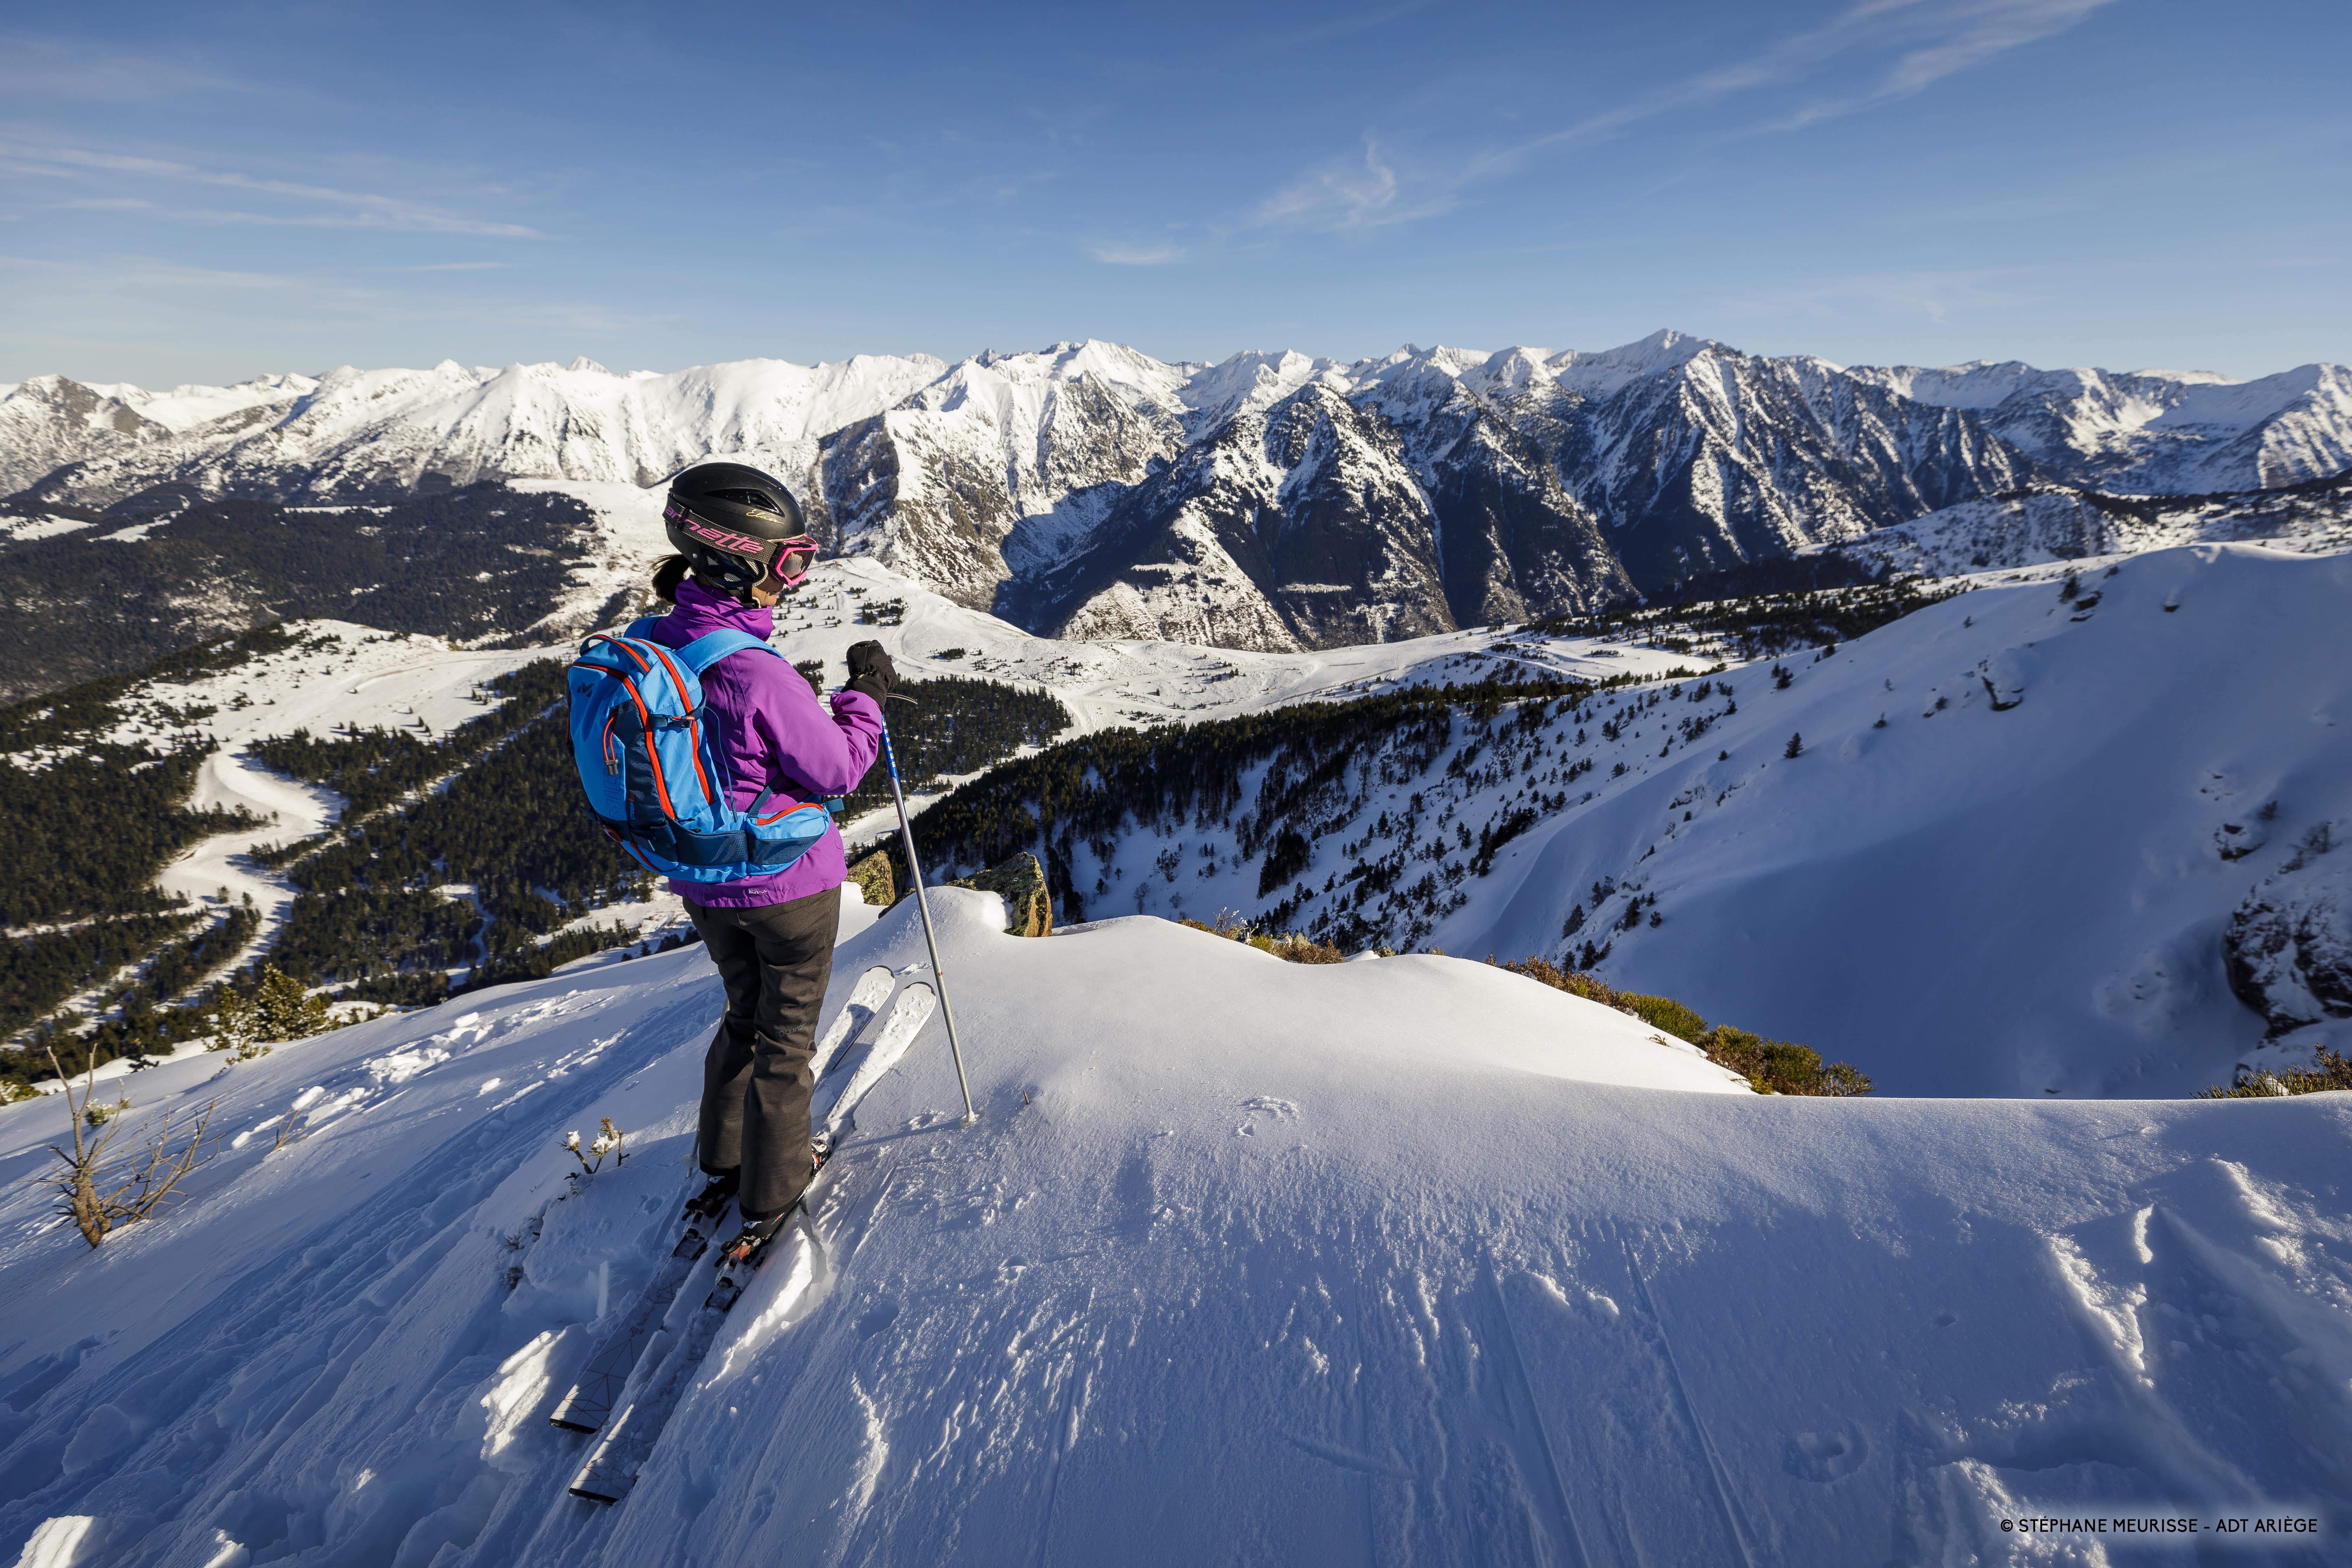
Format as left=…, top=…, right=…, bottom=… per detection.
left=0, top=891, right=2345, bottom=1564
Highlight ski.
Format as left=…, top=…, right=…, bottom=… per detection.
left=568, top=1192, right=822, bottom=1504
left=550, top=966, right=892, bottom=1435
left=814, top=982, right=935, bottom=1141
left=565, top=983, right=939, bottom=1505
left=810, top=965, right=894, bottom=1084
left=547, top=1184, right=733, bottom=1434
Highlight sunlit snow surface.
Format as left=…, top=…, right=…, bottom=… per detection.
left=0, top=892, right=2344, bottom=1564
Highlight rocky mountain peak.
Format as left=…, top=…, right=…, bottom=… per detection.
left=6, top=333, right=2345, bottom=652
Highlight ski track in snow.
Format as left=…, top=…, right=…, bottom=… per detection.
left=0, top=894, right=2343, bottom=1564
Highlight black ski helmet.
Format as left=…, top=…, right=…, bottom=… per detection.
left=662, top=462, right=817, bottom=598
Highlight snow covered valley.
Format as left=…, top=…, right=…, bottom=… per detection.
left=0, top=892, right=2346, bottom=1565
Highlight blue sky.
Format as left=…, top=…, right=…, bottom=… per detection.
left=3, top=0, right=2345, bottom=386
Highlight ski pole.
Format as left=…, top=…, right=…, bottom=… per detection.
left=878, top=712, right=980, bottom=1128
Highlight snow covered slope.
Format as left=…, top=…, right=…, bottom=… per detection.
left=0, top=892, right=2344, bottom=1564
left=1817, top=473, right=2352, bottom=579
left=900, top=545, right=2347, bottom=1098
left=55, top=530, right=2347, bottom=1104
left=1448, top=544, right=2352, bottom=1098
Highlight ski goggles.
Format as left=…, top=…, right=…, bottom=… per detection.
left=666, top=501, right=819, bottom=589
left=768, top=536, right=818, bottom=587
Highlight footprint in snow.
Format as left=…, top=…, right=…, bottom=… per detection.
left=1784, top=1424, right=1870, bottom=1483
left=1236, top=1096, right=1300, bottom=1136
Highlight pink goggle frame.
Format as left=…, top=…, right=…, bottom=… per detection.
left=668, top=500, right=818, bottom=587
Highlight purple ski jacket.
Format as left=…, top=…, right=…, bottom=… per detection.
left=642, top=578, right=883, bottom=909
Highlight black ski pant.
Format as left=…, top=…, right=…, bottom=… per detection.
left=688, top=887, right=837, bottom=1220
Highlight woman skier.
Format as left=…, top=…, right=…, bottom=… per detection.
left=640, top=461, right=894, bottom=1256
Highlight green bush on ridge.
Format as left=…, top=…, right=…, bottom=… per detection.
left=1488, top=955, right=1872, bottom=1096
left=2198, top=1047, right=2352, bottom=1099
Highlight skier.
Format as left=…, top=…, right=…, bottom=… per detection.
left=640, top=462, right=895, bottom=1259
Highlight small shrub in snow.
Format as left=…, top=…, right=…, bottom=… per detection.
left=1784, top=733, right=1804, bottom=759
left=38, top=1046, right=217, bottom=1248
left=1177, top=916, right=1343, bottom=965
left=1623, top=993, right=1706, bottom=1042
left=210, top=965, right=336, bottom=1061
left=1490, top=960, right=1871, bottom=1096
left=564, top=1117, right=627, bottom=1176
left=254, top=966, right=335, bottom=1042
left=1692, top=1026, right=1872, bottom=1097
left=2198, top=1046, right=2352, bottom=1099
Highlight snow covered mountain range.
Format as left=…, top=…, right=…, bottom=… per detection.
left=8, top=333, right=2347, bottom=652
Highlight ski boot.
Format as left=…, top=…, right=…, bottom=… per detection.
left=684, top=1169, right=738, bottom=1224
left=718, top=1144, right=829, bottom=1267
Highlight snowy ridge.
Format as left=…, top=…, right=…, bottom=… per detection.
left=12, top=332, right=2347, bottom=654
left=0, top=889, right=2346, bottom=1562
left=1436, top=544, right=2352, bottom=1096
left=878, top=544, right=2348, bottom=1100
left=0, top=355, right=945, bottom=503
left=1846, top=359, right=2352, bottom=493
left=1818, top=475, right=2352, bottom=578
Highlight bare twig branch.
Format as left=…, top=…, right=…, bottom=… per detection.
left=36, top=1045, right=218, bottom=1247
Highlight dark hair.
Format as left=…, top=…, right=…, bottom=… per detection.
left=651, top=553, right=691, bottom=604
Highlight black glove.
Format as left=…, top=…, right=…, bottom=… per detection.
left=845, top=641, right=896, bottom=704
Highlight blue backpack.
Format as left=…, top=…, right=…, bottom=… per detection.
left=567, top=619, right=834, bottom=884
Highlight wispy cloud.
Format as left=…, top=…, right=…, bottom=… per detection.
left=1260, top=0, right=1439, bottom=46
left=1257, top=0, right=2118, bottom=234
left=394, top=261, right=516, bottom=273
left=1716, top=265, right=2044, bottom=326
left=0, top=251, right=676, bottom=352
left=1767, top=0, right=2116, bottom=129
left=1087, top=240, right=1186, bottom=266
left=1478, top=0, right=2116, bottom=173
left=1250, top=138, right=1456, bottom=233
left=0, top=142, right=541, bottom=237
left=0, top=35, right=243, bottom=103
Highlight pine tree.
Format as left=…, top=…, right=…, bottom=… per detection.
left=1784, top=732, right=1804, bottom=759
left=253, top=965, right=334, bottom=1043
left=205, top=987, right=263, bottom=1060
